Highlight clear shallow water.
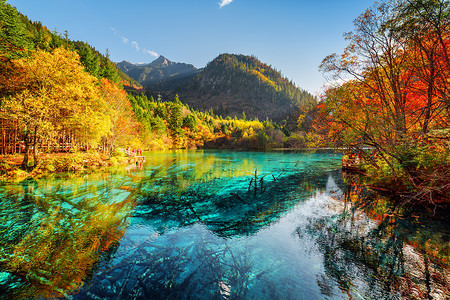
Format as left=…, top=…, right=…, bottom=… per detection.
left=0, top=150, right=449, bottom=299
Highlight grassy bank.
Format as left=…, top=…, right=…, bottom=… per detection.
left=350, top=141, right=450, bottom=206
left=0, top=152, right=131, bottom=181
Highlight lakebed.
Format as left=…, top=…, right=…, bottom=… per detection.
left=0, top=150, right=448, bottom=299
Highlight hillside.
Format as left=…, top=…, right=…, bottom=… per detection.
left=8, top=9, right=139, bottom=87
left=178, top=54, right=316, bottom=121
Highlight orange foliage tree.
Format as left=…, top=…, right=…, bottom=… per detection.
left=318, top=0, right=450, bottom=203
left=389, top=0, right=450, bottom=132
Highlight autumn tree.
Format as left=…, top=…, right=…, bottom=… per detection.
left=389, top=0, right=450, bottom=133
left=320, top=1, right=415, bottom=143
left=319, top=0, right=450, bottom=203
left=0, top=48, right=110, bottom=168
left=0, top=1, right=32, bottom=97
left=100, top=78, right=141, bottom=153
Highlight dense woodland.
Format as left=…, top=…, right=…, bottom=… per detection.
left=128, top=93, right=285, bottom=150
left=317, top=0, right=450, bottom=204
left=0, top=0, right=132, bottom=167
left=165, top=53, right=317, bottom=122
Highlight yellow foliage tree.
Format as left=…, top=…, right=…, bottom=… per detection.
left=100, top=78, right=142, bottom=153
left=0, top=48, right=110, bottom=168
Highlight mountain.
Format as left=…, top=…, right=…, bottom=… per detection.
left=174, top=54, right=316, bottom=121
left=119, top=53, right=316, bottom=121
left=116, top=56, right=198, bottom=87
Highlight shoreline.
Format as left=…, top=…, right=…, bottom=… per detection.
left=2, top=150, right=448, bottom=210
left=0, top=152, right=133, bottom=182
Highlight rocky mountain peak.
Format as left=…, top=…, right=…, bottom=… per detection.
left=150, top=55, right=172, bottom=67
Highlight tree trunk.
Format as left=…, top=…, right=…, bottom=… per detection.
left=13, top=123, right=17, bottom=154
left=32, top=125, right=39, bottom=168
left=20, top=128, right=30, bottom=170
left=422, top=60, right=435, bottom=134
left=1, top=120, right=4, bottom=155
left=109, top=140, right=114, bottom=158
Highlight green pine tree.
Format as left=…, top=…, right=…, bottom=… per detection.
left=169, top=102, right=183, bottom=135
left=78, top=42, right=100, bottom=78
left=101, top=48, right=119, bottom=82
left=0, top=0, right=32, bottom=59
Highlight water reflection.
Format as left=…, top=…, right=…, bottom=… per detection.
left=0, top=150, right=448, bottom=299
left=298, top=173, right=450, bottom=299
left=0, top=174, right=135, bottom=299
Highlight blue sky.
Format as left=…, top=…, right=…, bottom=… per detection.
left=9, top=0, right=375, bottom=94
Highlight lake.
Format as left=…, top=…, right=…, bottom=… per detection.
left=0, top=150, right=449, bottom=299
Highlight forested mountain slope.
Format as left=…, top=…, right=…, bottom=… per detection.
left=119, top=54, right=316, bottom=122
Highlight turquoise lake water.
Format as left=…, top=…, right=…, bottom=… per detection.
left=0, top=150, right=449, bottom=299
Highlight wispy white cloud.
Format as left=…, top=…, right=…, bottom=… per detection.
left=143, top=48, right=159, bottom=57
left=219, top=0, right=233, bottom=8
left=131, top=41, right=140, bottom=51
left=111, top=27, right=158, bottom=59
